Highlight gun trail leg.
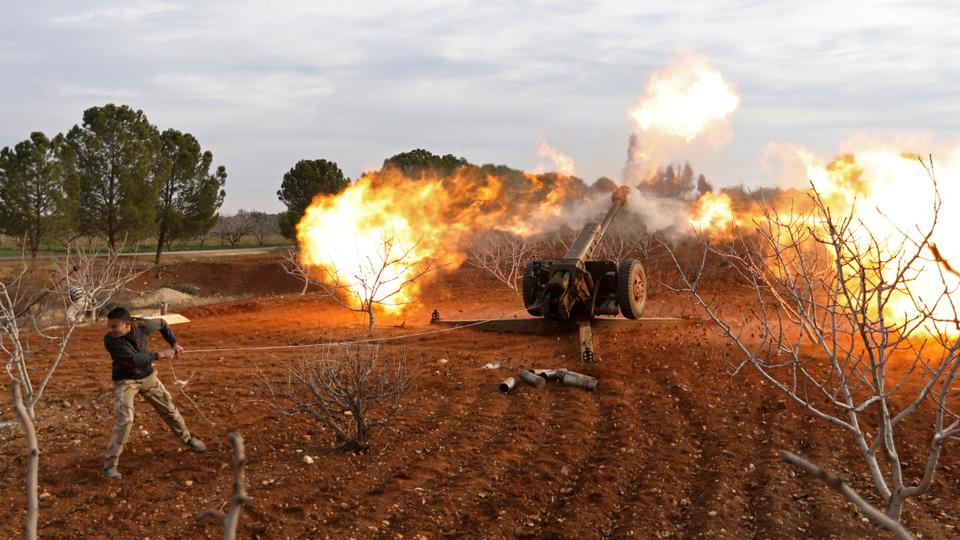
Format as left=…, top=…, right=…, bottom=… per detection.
left=579, top=321, right=597, bottom=363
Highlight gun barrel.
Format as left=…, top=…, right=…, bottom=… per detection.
left=562, top=186, right=630, bottom=261
left=597, top=186, right=630, bottom=238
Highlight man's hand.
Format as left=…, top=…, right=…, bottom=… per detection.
left=173, top=344, right=185, bottom=358
left=158, top=349, right=176, bottom=360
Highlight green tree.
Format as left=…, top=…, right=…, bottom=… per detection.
left=277, top=159, right=348, bottom=239
left=66, top=104, right=160, bottom=249
left=153, top=129, right=227, bottom=264
left=383, top=148, right=467, bottom=177
left=0, top=132, right=72, bottom=257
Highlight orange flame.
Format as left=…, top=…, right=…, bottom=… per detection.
left=689, top=192, right=736, bottom=235
left=296, top=167, right=579, bottom=313
left=688, top=146, right=960, bottom=330
left=803, top=151, right=960, bottom=326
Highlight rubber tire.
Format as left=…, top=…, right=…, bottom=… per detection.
left=522, top=261, right=544, bottom=317
left=617, top=259, right=647, bottom=319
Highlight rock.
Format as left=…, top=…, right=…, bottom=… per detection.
left=39, top=492, right=52, bottom=500
left=184, top=480, right=193, bottom=487
left=438, top=358, right=448, bottom=364
left=303, top=455, right=315, bottom=465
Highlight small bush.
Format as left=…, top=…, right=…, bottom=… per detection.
left=263, top=343, right=411, bottom=452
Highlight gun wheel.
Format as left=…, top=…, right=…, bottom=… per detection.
left=522, top=261, right=545, bottom=317
left=617, top=259, right=647, bottom=319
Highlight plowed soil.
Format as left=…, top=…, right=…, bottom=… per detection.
left=1, top=253, right=958, bottom=539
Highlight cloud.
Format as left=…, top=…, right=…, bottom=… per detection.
left=150, top=71, right=334, bottom=108
left=52, top=1, right=185, bottom=24
left=3, top=0, right=960, bottom=213
left=49, top=85, right=142, bottom=98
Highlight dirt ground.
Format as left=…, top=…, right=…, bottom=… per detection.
left=1, top=252, right=958, bottom=539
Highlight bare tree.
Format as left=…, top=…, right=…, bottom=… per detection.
left=213, top=211, right=255, bottom=247
left=263, top=343, right=411, bottom=452
left=248, top=212, right=279, bottom=247
left=281, top=246, right=314, bottom=295
left=310, top=230, right=435, bottom=335
left=592, top=228, right=639, bottom=266
left=546, top=227, right=577, bottom=258
left=2, top=243, right=137, bottom=539
left=8, top=379, right=39, bottom=539
left=664, top=161, right=958, bottom=539
left=630, top=231, right=657, bottom=260
left=194, top=229, right=212, bottom=248
left=466, top=230, right=539, bottom=292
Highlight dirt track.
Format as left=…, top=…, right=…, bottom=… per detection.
left=1, top=254, right=958, bottom=539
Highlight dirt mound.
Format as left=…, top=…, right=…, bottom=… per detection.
left=144, top=254, right=305, bottom=297
left=130, top=287, right=195, bottom=308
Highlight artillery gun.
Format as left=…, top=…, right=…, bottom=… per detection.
left=431, top=184, right=680, bottom=366
left=522, top=185, right=647, bottom=321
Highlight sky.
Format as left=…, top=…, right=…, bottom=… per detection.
left=2, top=0, right=959, bottom=213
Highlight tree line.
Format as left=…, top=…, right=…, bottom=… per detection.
left=0, top=103, right=227, bottom=263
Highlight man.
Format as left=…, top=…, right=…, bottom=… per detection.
left=102, top=306, right=206, bottom=481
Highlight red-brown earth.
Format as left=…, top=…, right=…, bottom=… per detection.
left=0, top=252, right=958, bottom=539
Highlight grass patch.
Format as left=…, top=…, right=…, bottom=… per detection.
left=0, top=234, right=294, bottom=257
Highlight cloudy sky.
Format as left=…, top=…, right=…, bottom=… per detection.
left=2, top=0, right=958, bottom=213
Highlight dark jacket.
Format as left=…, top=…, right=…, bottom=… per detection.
left=104, top=318, right=177, bottom=381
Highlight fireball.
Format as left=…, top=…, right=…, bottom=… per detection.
left=629, top=52, right=740, bottom=142
left=689, top=191, right=736, bottom=235
left=691, top=147, right=960, bottom=330
left=804, top=151, right=960, bottom=326
left=296, top=166, right=579, bottom=313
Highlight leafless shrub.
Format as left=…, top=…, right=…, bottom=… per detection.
left=545, top=227, right=577, bottom=258
left=466, top=230, right=539, bottom=292
left=262, top=343, right=411, bottom=452
left=593, top=227, right=645, bottom=266
left=631, top=230, right=657, bottom=260
left=664, top=159, right=958, bottom=538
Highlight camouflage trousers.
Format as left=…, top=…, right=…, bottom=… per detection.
left=104, top=370, right=191, bottom=470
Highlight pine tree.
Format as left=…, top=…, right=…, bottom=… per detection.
left=277, top=159, right=348, bottom=239
left=66, top=104, right=160, bottom=249
left=0, top=132, right=71, bottom=256
left=153, top=129, right=226, bottom=264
